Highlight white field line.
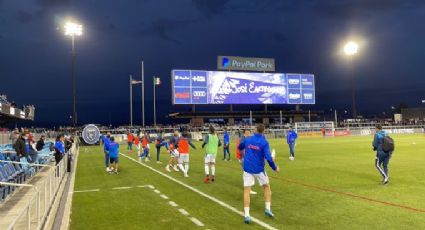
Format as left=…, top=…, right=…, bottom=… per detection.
left=190, top=217, right=205, bottom=227
left=160, top=194, right=169, bottom=200
left=168, top=201, right=178, bottom=207
left=112, top=186, right=132, bottom=190
left=120, top=153, right=278, bottom=230
left=153, top=189, right=161, bottom=194
left=178, top=208, right=190, bottom=216
left=72, top=189, right=100, bottom=193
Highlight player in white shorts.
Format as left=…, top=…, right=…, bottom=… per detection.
left=202, top=126, right=221, bottom=183
left=238, top=124, right=279, bottom=224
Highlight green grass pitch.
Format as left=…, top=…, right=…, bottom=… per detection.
left=70, top=134, right=425, bottom=230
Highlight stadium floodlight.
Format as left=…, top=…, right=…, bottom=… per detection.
left=64, top=22, right=83, bottom=36
left=64, top=20, right=83, bottom=128
left=344, top=41, right=358, bottom=56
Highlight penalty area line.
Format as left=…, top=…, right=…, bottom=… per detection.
left=120, top=153, right=278, bottom=230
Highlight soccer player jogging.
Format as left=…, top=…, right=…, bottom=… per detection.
left=223, top=128, right=231, bottom=161
left=176, top=132, right=196, bottom=177
left=202, top=126, right=222, bottom=183
left=108, top=137, right=119, bottom=174
left=166, top=130, right=180, bottom=172
left=134, top=136, right=141, bottom=158
left=127, top=131, right=134, bottom=153
left=287, top=127, right=298, bottom=161
left=373, top=124, right=393, bottom=184
left=100, top=132, right=111, bottom=172
left=236, top=129, right=257, bottom=195
left=140, top=132, right=151, bottom=162
left=238, top=124, right=279, bottom=224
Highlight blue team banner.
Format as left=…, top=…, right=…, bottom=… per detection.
left=172, top=70, right=315, bottom=105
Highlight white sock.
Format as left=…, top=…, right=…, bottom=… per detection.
left=205, top=164, right=209, bottom=175
left=244, top=207, right=250, bottom=217
left=211, top=165, right=215, bottom=176
left=178, top=164, right=185, bottom=172
left=265, top=202, right=271, bottom=211
left=184, top=163, right=189, bottom=174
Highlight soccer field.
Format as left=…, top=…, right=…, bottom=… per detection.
left=70, top=134, right=425, bottom=230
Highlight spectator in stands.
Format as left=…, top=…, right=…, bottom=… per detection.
left=9, top=128, right=20, bottom=145
left=14, top=132, right=28, bottom=160
left=286, top=127, right=298, bottom=161
left=54, top=135, right=65, bottom=164
left=36, top=135, right=45, bottom=151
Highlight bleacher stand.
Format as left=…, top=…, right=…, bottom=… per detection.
left=0, top=141, right=55, bottom=202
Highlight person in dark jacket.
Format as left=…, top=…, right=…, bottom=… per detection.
left=372, top=125, right=392, bottom=184
left=36, top=135, right=45, bottom=151
left=14, top=133, right=28, bottom=159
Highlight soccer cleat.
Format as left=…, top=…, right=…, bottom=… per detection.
left=211, top=175, right=215, bottom=182
left=204, top=176, right=210, bottom=184
left=114, top=170, right=119, bottom=174
left=173, top=165, right=180, bottom=172
left=244, top=216, right=251, bottom=224
left=250, top=190, right=257, bottom=195
left=184, top=173, right=189, bottom=178
left=106, top=167, right=110, bottom=172
left=265, top=209, right=274, bottom=218
left=383, top=177, right=389, bottom=185
left=165, top=165, right=171, bottom=172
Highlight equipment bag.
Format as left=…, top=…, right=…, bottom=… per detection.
left=382, top=136, right=395, bottom=153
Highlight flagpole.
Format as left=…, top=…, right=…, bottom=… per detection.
left=129, top=74, right=133, bottom=127
left=153, top=76, right=156, bottom=127
left=141, top=61, right=145, bottom=128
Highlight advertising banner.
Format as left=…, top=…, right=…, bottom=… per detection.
left=172, top=70, right=315, bottom=105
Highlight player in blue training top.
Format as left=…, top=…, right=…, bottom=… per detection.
left=287, top=127, right=298, bottom=161
left=222, top=128, right=231, bottom=161
left=238, top=124, right=279, bottom=224
left=108, top=137, right=120, bottom=174
left=100, top=132, right=111, bottom=172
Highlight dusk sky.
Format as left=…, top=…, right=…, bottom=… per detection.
left=1, top=0, right=424, bottom=126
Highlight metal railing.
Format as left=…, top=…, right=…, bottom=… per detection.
left=4, top=149, right=72, bottom=230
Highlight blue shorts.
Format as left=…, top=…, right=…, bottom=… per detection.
left=109, top=157, right=119, bottom=163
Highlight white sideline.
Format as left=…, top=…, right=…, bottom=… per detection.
left=160, top=194, right=169, bottom=200
left=73, top=189, right=100, bottom=193
left=112, top=186, right=132, bottom=190
left=178, top=208, right=190, bottom=216
left=168, top=201, right=178, bottom=207
left=120, top=153, right=278, bottom=230
left=190, top=217, right=205, bottom=227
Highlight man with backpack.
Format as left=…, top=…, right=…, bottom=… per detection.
left=372, top=125, right=394, bottom=185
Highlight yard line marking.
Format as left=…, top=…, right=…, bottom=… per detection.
left=73, top=189, right=100, bottom=193
left=112, top=186, right=132, bottom=190
left=153, top=189, right=161, bottom=194
left=168, top=201, right=178, bottom=207
left=189, top=217, right=205, bottom=227
left=160, top=194, right=169, bottom=200
left=219, top=163, right=425, bottom=214
left=178, top=208, right=189, bottom=216
left=120, top=153, right=278, bottom=230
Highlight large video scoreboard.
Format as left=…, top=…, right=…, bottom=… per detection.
left=172, top=70, right=315, bottom=105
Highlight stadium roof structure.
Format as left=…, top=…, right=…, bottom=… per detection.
left=0, top=103, right=35, bottom=125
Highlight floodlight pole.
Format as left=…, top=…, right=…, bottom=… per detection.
left=349, top=56, right=357, bottom=118
left=129, top=74, right=133, bottom=127
left=141, top=61, right=145, bottom=127
left=71, top=35, right=76, bottom=127
left=153, top=76, right=157, bottom=127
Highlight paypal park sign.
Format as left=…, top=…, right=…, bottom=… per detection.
left=217, top=56, right=275, bottom=72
